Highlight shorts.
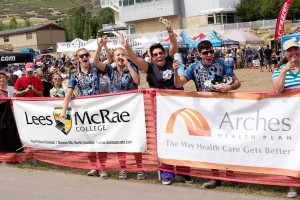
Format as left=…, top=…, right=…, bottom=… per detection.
left=265, top=58, right=271, bottom=65
left=246, top=55, right=252, bottom=63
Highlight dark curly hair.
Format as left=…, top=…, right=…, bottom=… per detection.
left=149, top=43, right=165, bottom=56
left=197, top=40, right=213, bottom=52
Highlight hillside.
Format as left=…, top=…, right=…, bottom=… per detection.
left=0, top=0, right=100, bottom=23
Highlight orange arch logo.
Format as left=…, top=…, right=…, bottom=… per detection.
left=166, top=108, right=211, bottom=136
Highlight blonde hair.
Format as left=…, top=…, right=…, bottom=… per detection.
left=112, top=47, right=126, bottom=61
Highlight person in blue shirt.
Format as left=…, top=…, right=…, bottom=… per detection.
left=173, top=40, right=241, bottom=189
left=174, top=40, right=240, bottom=93
left=93, top=36, right=143, bottom=180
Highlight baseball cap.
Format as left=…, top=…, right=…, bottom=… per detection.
left=283, top=39, right=300, bottom=50
left=25, top=62, right=34, bottom=72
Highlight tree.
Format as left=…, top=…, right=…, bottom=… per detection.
left=236, top=0, right=263, bottom=22
left=91, top=8, right=115, bottom=38
left=83, top=13, right=93, bottom=40
left=260, top=0, right=282, bottom=20
left=24, top=18, right=33, bottom=27
left=8, top=16, right=18, bottom=29
left=0, top=21, right=7, bottom=31
left=288, top=0, right=300, bottom=20
left=237, top=0, right=300, bottom=22
left=59, top=6, right=114, bottom=41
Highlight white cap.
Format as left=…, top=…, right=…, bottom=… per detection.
left=283, top=39, right=300, bottom=50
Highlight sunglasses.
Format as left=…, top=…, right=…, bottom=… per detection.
left=152, top=52, right=165, bottom=57
left=201, top=50, right=215, bottom=55
left=78, top=53, right=90, bottom=58
left=54, top=77, right=61, bottom=80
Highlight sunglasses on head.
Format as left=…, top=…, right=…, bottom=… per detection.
left=78, top=52, right=90, bottom=58
left=201, top=50, right=215, bottom=55
left=152, top=52, right=165, bottom=57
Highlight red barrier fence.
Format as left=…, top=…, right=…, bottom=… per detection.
left=1, top=90, right=300, bottom=187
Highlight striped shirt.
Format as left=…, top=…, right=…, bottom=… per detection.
left=272, top=64, right=300, bottom=89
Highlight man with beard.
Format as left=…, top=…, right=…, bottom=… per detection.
left=173, top=40, right=241, bottom=189
left=119, top=19, right=192, bottom=185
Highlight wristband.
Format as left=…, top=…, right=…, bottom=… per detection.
left=168, top=30, right=173, bottom=35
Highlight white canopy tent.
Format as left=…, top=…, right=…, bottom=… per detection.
left=222, top=30, right=264, bottom=45
left=133, top=37, right=170, bottom=51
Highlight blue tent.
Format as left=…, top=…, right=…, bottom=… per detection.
left=180, top=32, right=200, bottom=48
left=180, top=31, right=239, bottom=48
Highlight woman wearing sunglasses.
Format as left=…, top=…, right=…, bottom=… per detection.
left=92, top=35, right=143, bottom=180
left=60, top=37, right=113, bottom=178
left=60, top=48, right=100, bottom=119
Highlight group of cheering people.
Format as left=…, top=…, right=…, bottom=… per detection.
left=0, top=19, right=300, bottom=198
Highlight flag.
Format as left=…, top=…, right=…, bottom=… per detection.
left=275, top=0, right=293, bottom=40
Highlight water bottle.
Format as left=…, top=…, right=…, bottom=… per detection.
left=174, top=53, right=185, bottom=76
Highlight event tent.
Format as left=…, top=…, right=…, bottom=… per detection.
left=0, top=51, right=33, bottom=65
left=180, top=31, right=239, bottom=48
left=192, top=33, right=205, bottom=41
left=133, top=37, right=170, bottom=50
left=180, top=32, right=201, bottom=48
left=81, top=38, right=123, bottom=51
left=199, top=30, right=239, bottom=47
left=222, top=30, right=264, bottom=44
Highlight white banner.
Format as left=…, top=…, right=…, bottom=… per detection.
left=13, top=93, right=146, bottom=152
left=57, top=42, right=79, bottom=53
left=157, top=90, right=300, bottom=177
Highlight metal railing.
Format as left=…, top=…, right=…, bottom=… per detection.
left=126, top=19, right=277, bottom=39
left=101, top=0, right=119, bottom=12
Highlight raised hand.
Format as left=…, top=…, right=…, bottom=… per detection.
left=97, top=35, right=108, bottom=48
left=118, top=33, right=128, bottom=48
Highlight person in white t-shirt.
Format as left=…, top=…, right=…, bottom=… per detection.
left=12, top=63, right=22, bottom=78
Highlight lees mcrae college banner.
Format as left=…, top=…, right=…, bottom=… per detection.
left=12, top=93, right=147, bottom=152
left=157, top=90, right=300, bottom=177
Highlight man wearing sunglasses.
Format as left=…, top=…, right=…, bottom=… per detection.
left=119, top=20, right=181, bottom=90
left=174, top=40, right=241, bottom=93
left=119, top=20, right=193, bottom=185
left=173, top=40, right=241, bottom=189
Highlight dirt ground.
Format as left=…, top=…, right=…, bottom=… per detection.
left=139, top=68, right=274, bottom=92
